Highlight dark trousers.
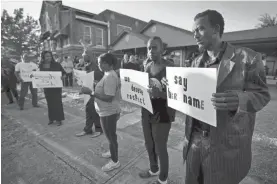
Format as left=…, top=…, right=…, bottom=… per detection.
left=141, top=118, right=171, bottom=182
left=18, top=82, right=37, bottom=108
left=83, top=97, right=102, bottom=133
left=44, top=88, right=65, bottom=121
left=100, top=113, right=120, bottom=163
left=4, top=86, right=18, bottom=103
left=185, top=131, right=210, bottom=184
left=64, top=72, right=73, bottom=87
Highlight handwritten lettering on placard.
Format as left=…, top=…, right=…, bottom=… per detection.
left=32, top=71, right=62, bottom=88
left=120, top=69, right=153, bottom=113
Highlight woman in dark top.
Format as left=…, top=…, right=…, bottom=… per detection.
left=39, top=51, right=66, bottom=126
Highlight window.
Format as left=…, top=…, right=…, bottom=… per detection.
left=96, top=28, right=103, bottom=47
left=83, top=26, right=91, bottom=45
left=63, top=37, right=70, bottom=46
left=117, top=24, right=132, bottom=35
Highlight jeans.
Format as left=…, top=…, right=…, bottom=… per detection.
left=18, top=82, right=38, bottom=108
left=64, top=72, right=73, bottom=87
left=4, top=86, right=18, bottom=103
left=100, top=113, right=120, bottom=163
left=141, top=118, right=171, bottom=182
left=84, top=97, right=102, bottom=133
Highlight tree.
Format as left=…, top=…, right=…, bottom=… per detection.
left=1, top=8, right=41, bottom=62
left=256, top=13, right=277, bottom=28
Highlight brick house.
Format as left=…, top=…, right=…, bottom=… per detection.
left=39, top=0, right=147, bottom=64
left=112, top=20, right=277, bottom=74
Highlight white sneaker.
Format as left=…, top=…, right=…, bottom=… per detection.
left=101, top=160, right=120, bottom=172
left=101, top=151, right=111, bottom=158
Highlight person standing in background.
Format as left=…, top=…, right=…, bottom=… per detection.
left=124, top=55, right=141, bottom=71
left=37, top=51, right=66, bottom=126
left=121, top=54, right=129, bottom=68
left=61, top=56, right=74, bottom=87
left=76, top=51, right=104, bottom=138
left=14, top=53, right=40, bottom=110
left=1, top=57, right=19, bottom=104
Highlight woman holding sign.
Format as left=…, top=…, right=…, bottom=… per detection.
left=80, top=53, right=121, bottom=172
left=39, top=51, right=66, bottom=126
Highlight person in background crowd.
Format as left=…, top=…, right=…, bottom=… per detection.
left=76, top=51, right=104, bottom=138
left=53, top=54, right=58, bottom=62
left=163, top=10, right=270, bottom=184
left=73, top=56, right=79, bottom=67
left=121, top=54, right=129, bottom=68
left=37, top=51, right=66, bottom=126
left=139, top=37, right=176, bottom=184
left=75, top=58, right=85, bottom=71
left=80, top=53, right=121, bottom=172
left=15, top=53, right=40, bottom=110
left=1, top=57, right=19, bottom=104
left=61, top=56, right=74, bottom=87
left=124, top=55, right=141, bottom=71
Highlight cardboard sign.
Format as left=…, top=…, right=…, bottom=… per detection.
left=73, top=69, right=87, bottom=86
left=83, top=71, right=94, bottom=105
left=166, top=67, right=217, bottom=127
left=32, top=71, right=63, bottom=88
left=120, top=69, right=153, bottom=113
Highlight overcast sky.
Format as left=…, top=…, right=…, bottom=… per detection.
left=1, top=0, right=277, bottom=32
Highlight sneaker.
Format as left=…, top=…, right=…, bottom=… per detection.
left=101, top=151, right=111, bottom=158
left=33, top=105, right=40, bottom=108
left=101, top=160, right=120, bottom=172
left=91, top=132, right=101, bottom=138
left=139, top=169, right=160, bottom=178
left=75, top=131, right=89, bottom=137
left=48, top=121, right=54, bottom=125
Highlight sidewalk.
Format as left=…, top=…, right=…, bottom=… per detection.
left=2, top=92, right=262, bottom=184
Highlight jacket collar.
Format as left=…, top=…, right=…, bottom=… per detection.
left=193, top=42, right=236, bottom=88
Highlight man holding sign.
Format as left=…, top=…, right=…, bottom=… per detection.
left=139, top=37, right=175, bottom=184
left=161, top=10, right=270, bottom=184
left=76, top=55, right=104, bottom=138
left=15, top=53, right=39, bottom=110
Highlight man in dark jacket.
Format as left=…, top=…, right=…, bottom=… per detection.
left=76, top=53, right=104, bottom=138
left=1, top=57, right=19, bottom=104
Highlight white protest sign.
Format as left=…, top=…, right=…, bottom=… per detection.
left=83, top=71, right=94, bottom=105
left=120, top=69, right=153, bottom=113
left=166, top=67, right=217, bottom=127
left=32, top=71, right=63, bottom=88
left=21, top=69, right=33, bottom=82
left=73, top=69, right=87, bottom=86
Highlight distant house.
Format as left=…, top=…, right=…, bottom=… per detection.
left=39, top=0, right=147, bottom=62
left=39, top=1, right=277, bottom=75
left=112, top=20, right=277, bottom=74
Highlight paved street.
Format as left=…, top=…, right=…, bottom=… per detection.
left=1, top=86, right=277, bottom=184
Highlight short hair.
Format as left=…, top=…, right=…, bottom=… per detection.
left=147, top=36, right=164, bottom=50
left=64, top=56, right=68, bottom=59
left=98, top=52, right=117, bottom=67
left=194, top=10, right=225, bottom=37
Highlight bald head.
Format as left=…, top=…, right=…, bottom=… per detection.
left=147, top=36, right=164, bottom=62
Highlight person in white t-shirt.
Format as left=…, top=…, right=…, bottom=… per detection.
left=61, top=56, right=74, bottom=87
left=15, top=53, right=39, bottom=110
